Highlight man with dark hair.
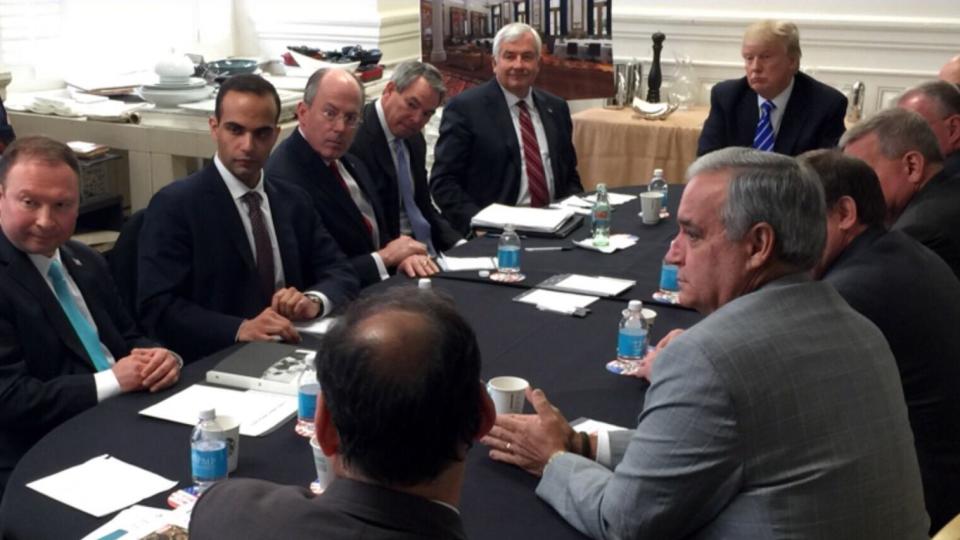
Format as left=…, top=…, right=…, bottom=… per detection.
left=898, top=80, right=960, bottom=177
left=841, top=107, right=960, bottom=278
left=0, top=136, right=180, bottom=495
left=430, top=22, right=583, bottom=234
left=483, top=148, right=927, bottom=538
left=349, top=61, right=463, bottom=255
left=268, top=68, right=435, bottom=288
left=698, top=20, right=847, bottom=156
left=189, top=287, right=496, bottom=539
left=802, top=149, right=960, bottom=533
left=138, top=74, right=358, bottom=361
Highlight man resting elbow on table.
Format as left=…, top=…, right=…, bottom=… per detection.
left=0, top=137, right=181, bottom=496
left=482, top=148, right=929, bottom=539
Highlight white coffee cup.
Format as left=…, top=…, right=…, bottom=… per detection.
left=642, top=307, right=657, bottom=328
left=486, top=376, right=529, bottom=414
left=215, top=415, right=241, bottom=473
left=640, top=192, right=663, bottom=225
left=309, top=435, right=336, bottom=492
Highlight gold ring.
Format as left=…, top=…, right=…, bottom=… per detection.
left=506, top=442, right=512, bottom=451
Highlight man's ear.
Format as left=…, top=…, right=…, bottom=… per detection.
left=743, top=222, right=776, bottom=271
left=902, top=150, right=926, bottom=186
left=315, top=394, right=339, bottom=457
left=834, top=195, right=860, bottom=232
left=475, top=382, right=496, bottom=440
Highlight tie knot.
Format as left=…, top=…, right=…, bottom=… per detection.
left=48, top=259, right=65, bottom=282
left=241, top=191, right=262, bottom=208
left=761, top=100, right=775, bottom=114
left=517, top=100, right=529, bottom=111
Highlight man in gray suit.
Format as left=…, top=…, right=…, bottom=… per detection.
left=482, top=148, right=928, bottom=538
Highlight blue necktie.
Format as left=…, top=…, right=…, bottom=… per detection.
left=48, top=260, right=110, bottom=372
left=753, top=100, right=776, bottom=152
left=393, top=139, right=435, bottom=255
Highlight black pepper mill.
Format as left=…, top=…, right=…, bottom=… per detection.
left=646, top=32, right=666, bottom=103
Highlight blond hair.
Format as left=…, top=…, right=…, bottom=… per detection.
left=744, top=20, right=802, bottom=61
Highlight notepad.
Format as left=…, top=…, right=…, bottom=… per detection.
left=139, top=384, right=296, bottom=436
left=471, top=203, right=576, bottom=233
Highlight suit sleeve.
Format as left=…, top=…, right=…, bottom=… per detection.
left=305, top=210, right=360, bottom=309
left=536, top=340, right=743, bottom=539
left=818, top=92, right=848, bottom=150
left=555, top=99, right=584, bottom=198
left=430, top=103, right=483, bottom=235
left=697, top=86, right=727, bottom=156
left=137, top=191, right=245, bottom=359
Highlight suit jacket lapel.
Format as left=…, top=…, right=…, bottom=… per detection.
left=533, top=89, right=563, bottom=184
left=0, top=234, right=93, bottom=366
left=485, top=81, right=521, bottom=200
left=200, top=166, right=257, bottom=272
left=774, top=76, right=806, bottom=155
left=60, top=243, right=121, bottom=358
left=737, top=85, right=760, bottom=148
left=264, top=180, right=300, bottom=287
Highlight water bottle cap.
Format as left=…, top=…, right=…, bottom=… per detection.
left=628, top=300, right=643, bottom=311
left=503, top=223, right=515, bottom=232
left=653, top=168, right=664, bottom=176
left=418, top=278, right=432, bottom=289
left=596, top=182, right=607, bottom=191
left=198, top=408, right=216, bottom=420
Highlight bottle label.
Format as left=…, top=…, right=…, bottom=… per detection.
left=191, top=440, right=227, bottom=481
left=497, top=245, right=520, bottom=271
left=659, top=263, right=679, bottom=292
left=298, top=383, right=320, bottom=421
left=617, top=327, right=647, bottom=359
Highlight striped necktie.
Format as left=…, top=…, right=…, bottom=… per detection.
left=753, top=100, right=776, bottom=152
left=48, top=260, right=110, bottom=371
left=517, top=101, right=549, bottom=207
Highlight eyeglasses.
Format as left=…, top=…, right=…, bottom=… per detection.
left=320, top=106, right=361, bottom=128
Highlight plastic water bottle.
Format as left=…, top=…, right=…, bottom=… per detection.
left=497, top=224, right=521, bottom=274
left=296, top=363, right=320, bottom=438
left=591, top=183, right=611, bottom=247
left=418, top=278, right=432, bottom=290
left=191, top=408, right=228, bottom=491
left=658, top=258, right=680, bottom=303
left=617, top=300, right=649, bottom=360
left=648, top=168, right=668, bottom=211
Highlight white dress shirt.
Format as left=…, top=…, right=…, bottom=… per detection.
left=499, top=85, right=556, bottom=206
left=756, top=76, right=795, bottom=135
left=29, top=250, right=120, bottom=402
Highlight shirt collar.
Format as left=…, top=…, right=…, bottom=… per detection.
left=214, top=154, right=266, bottom=202
left=498, top=83, right=534, bottom=110
left=757, top=75, right=795, bottom=111
left=374, top=98, right=398, bottom=146
left=28, top=248, right=63, bottom=279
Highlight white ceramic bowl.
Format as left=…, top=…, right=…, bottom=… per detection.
left=138, top=85, right=212, bottom=107
left=154, top=54, right=195, bottom=80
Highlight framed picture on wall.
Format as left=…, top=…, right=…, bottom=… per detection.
left=531, top=0, right=542, bottom=30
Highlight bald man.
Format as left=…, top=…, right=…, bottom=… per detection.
left=939, top=55, right=960, bottom=85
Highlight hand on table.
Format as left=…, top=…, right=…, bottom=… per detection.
left=397, top=254, right=439, bottom=278
left=377, top=235, right=428, bottom=267
left=271, top=287, right=321, bottom=321
left=237, top=307, right=300, bottom=344
left=132, top=347, right=181, bottom=392
left=480, top=387, right=579, bottom=476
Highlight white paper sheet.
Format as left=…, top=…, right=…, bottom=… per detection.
left=81, top=505, right=171, bottom=540
left=139, top=384, right=296, bottom=436
left=573, top=234, right=639, bottom=254
left=295, top=317, right=336, bottom=335
left=554, top=274, right=636, bottom=296
left=471, top=204, right=574, bottom=233
left=583, top=192, right=638, bottom=206
left=27, top=455, right=177, bottom=518
left=572, top=418, right=628, bottom=433
left=438, top=255, right=496, bottom=272
left=516, top=289, right=598, bottom=310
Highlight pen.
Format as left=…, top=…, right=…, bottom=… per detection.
left=525, top=246, right=571, bottom=252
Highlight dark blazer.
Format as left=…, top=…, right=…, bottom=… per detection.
left=268, top=130, right=389, bottom=287
left=697, top=71, right=848, bottom=156
left=137, top=163, right=358, bottom=361
left=350, top=100, right=463, bottom=252
left=430, top=79, right=583, bottom=234
left=0, top=236, right=153, bottom=485
left=822, top=227, right=960, bottom=532
left=893, top=168, right=960, bottom=280
left=190, top=477, right=467, bottom=540
left=943, top=150, right=960, bottom=179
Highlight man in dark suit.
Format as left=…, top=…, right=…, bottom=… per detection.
left=190, top=288, right=496, bottom=539
left=138, top=75, right=358, bottom=361
left=430, top=22, right=583, bottom=234
left=268, top=69, right=436, bottom=288
left=898, top=80, right=960, bottom=178
left=349, top=61, right=463, bottom=254
left=842, top=107, right=960, bottom=279
left=0, top=136, right=180, bottom=494
left=803, top=150, right=960, bottom=533
left=697, top=20, right=847, bottom=157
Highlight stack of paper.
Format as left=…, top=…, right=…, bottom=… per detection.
left=139, top=384, right=297, bottom=436
left=574, top=234, right=639, bottom=254
left=471, top=203, right=575, bottom=234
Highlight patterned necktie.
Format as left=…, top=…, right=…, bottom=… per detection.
left=516, top=101, right=549, bottom=207
left=393, top=139, right=435, bottom=255
left=753, top=100, right=776, bottom=152
left=329, top=161, right=374, bottom=240
left=240, top=191, right=276, bottom=304
left=48, top=260, right=110, bottom=371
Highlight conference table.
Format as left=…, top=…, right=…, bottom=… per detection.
left=0, top=187, right=703, bottom=539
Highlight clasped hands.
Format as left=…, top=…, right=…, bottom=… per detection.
left=113, top=347, right=180, bottom=393
left=379, top=235, right=439, bottom=278
left=237, top=287, right=322, bottom=344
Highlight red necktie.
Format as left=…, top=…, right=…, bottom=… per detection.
left=517, top=101, right=549, bottom=207
left=329, top=161, right=374, bottom=238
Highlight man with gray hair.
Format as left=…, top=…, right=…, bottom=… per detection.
left=897, top=80, right=960, bottom=177
left=349, top=61, right=463, bottom=254
left=841, top=107, right=960, bottom=278
left=430, top=22, right=582, bottom=234
left=268, top=68, right=437, bottom=287
left=482, top=147, right=928, bottom=538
